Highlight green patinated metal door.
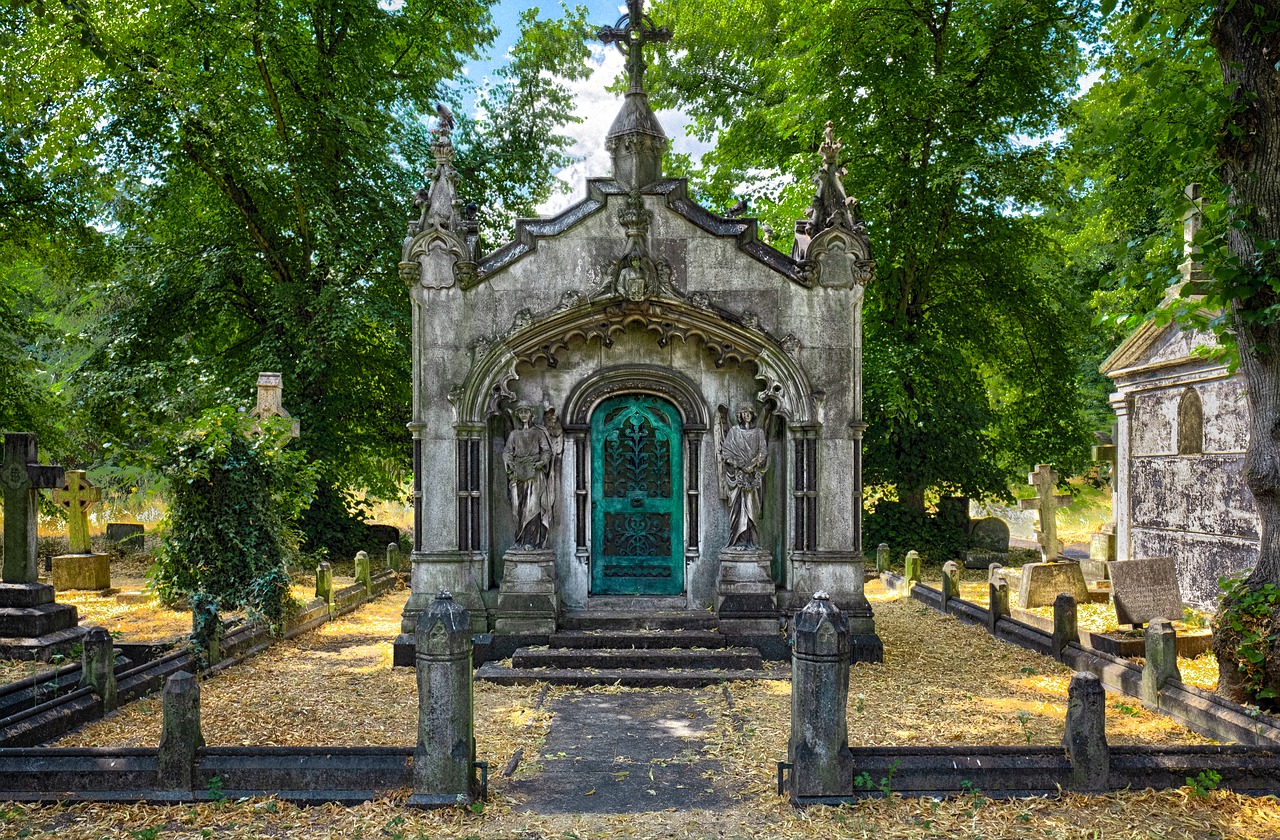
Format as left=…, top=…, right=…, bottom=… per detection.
left=591, top=395, right=684, bottom=595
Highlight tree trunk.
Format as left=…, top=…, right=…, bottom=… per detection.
left=1210, top=0, right=1280, bottom=704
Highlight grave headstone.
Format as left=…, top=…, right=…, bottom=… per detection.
left=1019, top=464, right=1072, bottom=561
left=0, top=432, right=84, bottom=659
left=875, top=543, right=890, bottom=574
left=158, top=671, right=204, bottom=790
left=1017, top=560, right=1090, bottom=609
left=368, top=524, right=400, bottom=551
left=964, top=517, right=1009, bottom=569
left=941, top=561, right=961, bottom=606
left=1110, top=556, right=1183, bottom=628
left=354, top=550, right=372, bottom=594
left=51, top=470, right=111, bottom=591
left=105, top=523, right=145, bottom=549
left=387, top=542, right=403, bottom=573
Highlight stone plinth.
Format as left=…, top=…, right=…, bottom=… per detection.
left=789, top=551, right=881, bottom=662
left=715, top=548, right=777, bottom=635
left=494, top=548, right=559, bottom=635
left=1017, top=560, right=1090, bottom=609
left=410, top=592, right=478, bottom=807
left=789, top=592, right=853, bottom=799
left=0, top=582, right=86, bottom=660
left=52, top=553, right=111, bottom=591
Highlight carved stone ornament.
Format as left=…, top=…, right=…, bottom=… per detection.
left=781, top=333, right=801, bottom=354
left=741, top=311, right=762, bottom=331
left=601, top=187, right=674, bottom=301
left=557, top=290, right=586, bottom=311
left=688, top=291, right=712, bottom=310
left=798, top=120, right=876, bottom=287
left=512, top=308, right=535, bottom=332
left=402, top=109, right=478, bottom=289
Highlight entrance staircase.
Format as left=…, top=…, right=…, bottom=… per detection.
left=475, top=609, right=787, bottom=687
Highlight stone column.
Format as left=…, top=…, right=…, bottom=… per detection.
left=79, top=626, right=116, bottom=710
left=789, top=591, right=853, bottom=799
left=316, top=561, right=334, bottom=613
left=1063, top=671, right=1109, bottom=792
left=987, top=564, right=1010, bottom=635
left=410, top=592, right=478, bottom=807
left=941, top=561, right=960, bottom=608
left=1141, top=618, right=1181, bottom=706
left=1052, top=593, right=1078, bottom=662
left=875, top=543, right=889, bottom=574
left=1110, top=391, right=1132, bottom=563
left=354, top=550, right=372, bottom=595
left=158, top=671, right=204, bottom=791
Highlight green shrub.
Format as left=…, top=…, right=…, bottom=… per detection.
left=863, top=500, right=971, bottom=566
left=151, top=407, right=315, bottom=627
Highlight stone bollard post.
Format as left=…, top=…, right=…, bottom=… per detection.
left=79, top=626, right=117, bottom=710
left=1052, top=593, right=1078, bottom=662
left=354, top=550, right=372, bottom=594
left=387, top=542, right=402, bottom=574
left=1063, top=671, right=1109, bottom=792
left=1141, top=618, right=1181, bottom=706
left=316, top=561, right=335, bottom=613
left=410, top=591, right=478, bottom=807
left=988, top=564, right=1010, bottom=635
left=189, top=595, right=223, bottom=668
left=941, top=561, right=960, bottom=608
left=789, top=591, right=853, bottom=799
left=904, top=550, right=921, bottom=585
left=876, top=543, right=890, bottom=574
left=158, top=671, right=205, bottom=791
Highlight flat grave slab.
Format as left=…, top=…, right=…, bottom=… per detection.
left=505, top=690, right=731, bottom=813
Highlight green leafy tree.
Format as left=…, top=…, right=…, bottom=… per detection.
left=649, top=0, right=1097, bottom=514
left=9, top=0, right=590, bottom=552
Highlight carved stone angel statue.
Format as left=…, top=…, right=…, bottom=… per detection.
left=718, top=405, right=768, bottom=550
left=504, top=403, right=558, bottom=549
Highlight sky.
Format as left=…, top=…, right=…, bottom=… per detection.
left=465, top=1, right=712, bottom=215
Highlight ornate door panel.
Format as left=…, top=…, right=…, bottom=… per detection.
left=591, top=395, right=684, bottom=595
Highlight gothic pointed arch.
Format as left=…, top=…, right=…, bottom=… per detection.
left=1177, top=386, right=1204, bottom=455
left=563, top=365, right=709, bottom=431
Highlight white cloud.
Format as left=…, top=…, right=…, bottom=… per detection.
left=537, top=45, right=713, bottom=215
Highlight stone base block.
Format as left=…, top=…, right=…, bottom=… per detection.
left=1017, top=561, right=1090, bottom=609
left=0, top=625, right=87, bottom=661
left=495, top=549, right=558, bottom=635
left=1079, top=559, right=1111, bottom=582
left=52, top=553, right=111, bottom=591
left=0, top=582, right=56, bottom=608
left=1090, top=531, right=1117, bottom=564
left=963, top=550, right=1007, bottom=571
left=716, top=548, right=777, bottom=619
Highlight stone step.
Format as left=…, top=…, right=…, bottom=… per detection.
left=511, top=646, right=763, bottom=671
left=474, top=663, right=789, bottom=687
left=549, top=630, right=727, bottom=650
left=0, top=603, right=80, bottom=638
left=559, top=610, right=719, bottom=632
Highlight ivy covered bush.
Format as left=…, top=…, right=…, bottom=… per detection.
left=152, top=407, right=316, bottom=628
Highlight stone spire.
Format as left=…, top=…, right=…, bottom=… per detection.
left=598, top=0, right=672, bottom=190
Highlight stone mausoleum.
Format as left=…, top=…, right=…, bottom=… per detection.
left=394, top=0, right=879, bottom=660
left=1100, top=187, right=1257, bottom=609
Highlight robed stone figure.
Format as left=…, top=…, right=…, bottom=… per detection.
left=720, top=406, right=767, bottom=550
left=504, top=403, right=559, bottom=550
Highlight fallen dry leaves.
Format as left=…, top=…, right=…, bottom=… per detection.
left=0, top=581, right=1275, bottom=837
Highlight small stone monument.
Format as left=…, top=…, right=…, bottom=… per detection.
left=51, top=470, right=111, bottom=591
left=247, top=372, right=301, bottom=437
left=105, top=522, right=144, bottom=549
left=789, top=591, right=853, bottom=799
left=1016, top=464, right=1089, bottom=608
left=716, top=405, right=778, bottom=634
left=1110, top=556, right=1183, bottom=628
left=410, top=592, right=479, bottom=807
left=1063, top=672, right=1109, bottom=792
left=158, top=671, right=204, bottom=790
left=0, top=431, right=84, bottom=659
left=1141, top=618, right=1181, bottom=706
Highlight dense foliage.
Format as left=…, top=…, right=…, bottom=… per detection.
left=649, top=0, right=1098, bottom=511
left=152, top=409, right=315, bottom=626
left=4, top=0, right=589, bottom=550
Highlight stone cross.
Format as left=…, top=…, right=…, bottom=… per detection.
left=53, top=470, right=101, bottom=555
left=248, top=372, right=300, bottom=437
left=1018, top=463, right=1071, bottom=561
left=597, top=0, right=672, bottom=96
left=1, top=432, right=65, bottom=583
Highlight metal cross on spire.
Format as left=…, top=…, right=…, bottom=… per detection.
left=598, top=0, right=672, bottom=96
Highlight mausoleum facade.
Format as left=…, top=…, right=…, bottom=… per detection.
left=395, top=1, right=878, bottom=653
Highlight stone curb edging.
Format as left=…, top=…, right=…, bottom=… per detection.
left=883, top=572, right=1280, bottom=747
left=0, top=571, right=401, bottom=748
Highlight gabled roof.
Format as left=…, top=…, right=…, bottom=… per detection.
left=477, top=178, right=807, bottom=285
left=1099, top=310, right=1221, bottom=379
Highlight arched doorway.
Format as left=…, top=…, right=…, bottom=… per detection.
left=590, top=394, right=684, bottom=595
